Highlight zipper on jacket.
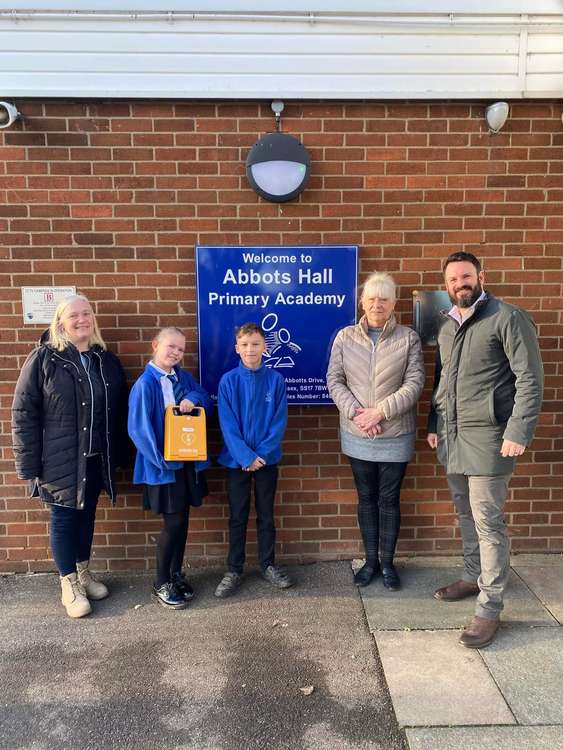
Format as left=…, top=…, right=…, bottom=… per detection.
left=250, top=370, right=256, bottom=451
left=52, top=351, right=91, bottom=508
left=442, top=296, right=489, bottom=440
left=444, top=319, right=463, bottom=435
left=95, top=351, right=114, bottom=502
left=362, top=316, right=388, bottom=409
left=368, top=343, right=375, bottom=408
left=367, top=329, right=380, bottom=410
left=81, top=353, right=95, bottom=455
left=53, top=352, right=95, bottom=453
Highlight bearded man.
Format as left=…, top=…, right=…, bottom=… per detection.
left=427, top=252, right=543, bottom=648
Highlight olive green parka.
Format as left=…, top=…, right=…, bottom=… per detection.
left=428, top=294, right=543, bottom=476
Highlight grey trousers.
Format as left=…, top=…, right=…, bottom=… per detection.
left=446, top=473, right=512, bottom=620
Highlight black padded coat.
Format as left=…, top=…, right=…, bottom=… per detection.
left=12, top=341, right=129, bottom=509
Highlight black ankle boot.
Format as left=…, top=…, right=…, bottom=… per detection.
left=354, top=562, right=380, bottom=587
left=381, top=563, right=401, bottom=591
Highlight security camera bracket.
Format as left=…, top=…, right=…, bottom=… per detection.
left=271, top=100, right=284, bottom=131
left=0, top=101, right=21, bottom=129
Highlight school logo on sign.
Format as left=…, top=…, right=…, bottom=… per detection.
left=261, top=312, right=302, bottom=369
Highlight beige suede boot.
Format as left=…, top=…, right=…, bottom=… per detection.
left=60, top=572, right=92, bottom=618
left=76, top=561, right=109, bottom=600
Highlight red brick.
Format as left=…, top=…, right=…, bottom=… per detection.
left=0, top=99, right=560, bottom=571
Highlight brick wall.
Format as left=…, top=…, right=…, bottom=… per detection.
left=1, top=100, right=562, bottom=573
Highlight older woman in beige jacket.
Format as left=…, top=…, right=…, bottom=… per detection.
left=327, top=272, right=425, bottom=590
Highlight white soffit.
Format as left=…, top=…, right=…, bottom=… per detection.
left=0, top=4, right=562, bottom=99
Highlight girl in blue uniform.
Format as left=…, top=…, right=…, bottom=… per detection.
left=128, top=327, right=212, bottom=610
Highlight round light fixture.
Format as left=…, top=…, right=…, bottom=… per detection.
left=246, top=132, right=311, bottom=203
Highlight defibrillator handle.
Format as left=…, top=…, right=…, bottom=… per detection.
left=172, top=406, right=203, bottom=417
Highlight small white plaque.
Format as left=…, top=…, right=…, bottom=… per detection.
left=21, top=287, right=76, bottom=325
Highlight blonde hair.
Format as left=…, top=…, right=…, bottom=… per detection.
left=361, top=272, right=397, bottom=302
left=48, top=294, right=106, bottom=351
left=153, top=326, right=185, bottom=343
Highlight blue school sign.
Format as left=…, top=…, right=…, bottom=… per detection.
left=196, top=246, right=358, bottom=405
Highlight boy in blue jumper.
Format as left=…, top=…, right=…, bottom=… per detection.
left=215, top=322, right=292, bottom=598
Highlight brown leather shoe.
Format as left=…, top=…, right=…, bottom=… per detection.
left=459, top=616, right=499, bottom=649
left=433, top=579, right=479, bottom=602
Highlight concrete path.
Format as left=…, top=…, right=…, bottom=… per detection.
left=359, top=555, right=563, bottom=750
left=0, top=562, right=405, bottom=750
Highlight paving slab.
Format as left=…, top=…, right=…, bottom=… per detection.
left=359, top=564, right=557, bottom=631
left=375, top=630, right=515, bottom=727
left=510, top=554, right=563, bottom=567
left=0, top=563, right=406, bottom=750
left=479, top=627, right=563, bottom=725
left=512, top=565, right=563, bottom=623
left=354, top=557, right=465, bottom=570
left=406, top=726, right=563, bottom=750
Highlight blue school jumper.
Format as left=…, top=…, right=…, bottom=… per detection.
left=128, top=363, right=212, bottom=485
left=217, top=362, right=287, bottom=469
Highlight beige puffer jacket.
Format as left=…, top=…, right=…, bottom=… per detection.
left=327, top=315, right=425, bottom=439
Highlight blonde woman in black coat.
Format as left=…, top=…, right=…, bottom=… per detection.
left=12, top=295, right=128, bottom=618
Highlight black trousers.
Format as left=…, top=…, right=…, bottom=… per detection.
left=348, top=457, right=408, bottom=566
left=227, top=464, right=278, bottom=575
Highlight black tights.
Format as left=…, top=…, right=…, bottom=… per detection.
left=155, top=508, right=190, bottom=588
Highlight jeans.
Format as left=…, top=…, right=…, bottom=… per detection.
left=50, top=456, right=103, bottom=576
left=227, top=464, right=278, bottom=575
left=348, top=457, right=408, bottom=566
left=447, top=473, right=511, bottom=620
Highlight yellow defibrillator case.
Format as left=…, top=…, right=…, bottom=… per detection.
left=163, top=405, right=207, bottom=461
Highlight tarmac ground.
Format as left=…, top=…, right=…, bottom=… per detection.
left=0, top=561, right=405, bottom=750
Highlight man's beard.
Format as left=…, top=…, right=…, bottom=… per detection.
left=449, top=281, right=483, bottom=308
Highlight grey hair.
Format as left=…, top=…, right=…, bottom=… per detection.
left=361, top=272, right=397, bottom=302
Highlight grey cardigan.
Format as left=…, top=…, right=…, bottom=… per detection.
left=327, top=314, right=425, bottom=440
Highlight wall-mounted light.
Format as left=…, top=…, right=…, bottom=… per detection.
left=0, top=101, right=21, bottom=129
left=485, top=101, right=509, bottom=134
left=246, top=101, right=311, bottom=203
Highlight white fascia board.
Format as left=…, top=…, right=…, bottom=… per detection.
left=2, top=2, right=563, bottom=14
left=0, top=87, right=529, bottom=99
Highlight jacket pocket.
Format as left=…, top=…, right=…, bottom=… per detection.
left=489, top=383, right=515, bottom=426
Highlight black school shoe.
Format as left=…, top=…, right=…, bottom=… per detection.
left=353, top=562, right=380, bottom=587
left=152, top=581, right=189, bottom=610
left=171, top=571, right=195, bottom=602
left=381, top=564, right=401, bottom=592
